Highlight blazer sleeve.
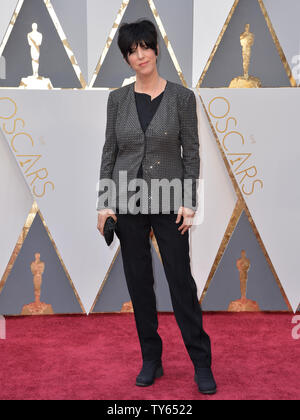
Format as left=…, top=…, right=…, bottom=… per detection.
left=179, top=90, right=200, bottom=212
left=96, top=91, right=119, bottom=211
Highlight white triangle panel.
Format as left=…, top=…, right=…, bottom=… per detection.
left=87, top=0, right=123, bottom=86
left=193, top=0, right=236, bottom=86
left=0, top=123, right=33, bottom=282
left=200, top=88, right=300, bottom=312
left=0, top=0, right=19, bottom=48
left=264, top=0, right=300, bottom=85
left=0, top=90, right=118, bottom=313
left=190, top=90, right=238, bottom=297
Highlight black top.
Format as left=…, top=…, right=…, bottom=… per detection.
left=135, top=82, right=167, bottom=178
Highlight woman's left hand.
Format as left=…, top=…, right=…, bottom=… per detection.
left=175, top=206, right=195, bottom=235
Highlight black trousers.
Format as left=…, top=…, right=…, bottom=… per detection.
left=115, top=211, right=212, bottom=368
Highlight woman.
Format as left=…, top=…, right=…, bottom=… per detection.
left=97, top=19, right=217, bottom=395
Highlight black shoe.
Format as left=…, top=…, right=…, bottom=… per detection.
left=194, top=367, right=217, bottom=395
left=135, top=359, right=164, bottom=387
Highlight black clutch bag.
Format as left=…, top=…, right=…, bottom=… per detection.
left=103, top=216, right=117, bottom=246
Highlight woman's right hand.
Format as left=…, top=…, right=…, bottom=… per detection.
left=97, top=209, right=117, bottom=236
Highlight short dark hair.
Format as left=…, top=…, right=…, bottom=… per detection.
left=117, top=19, right=158, bottom=64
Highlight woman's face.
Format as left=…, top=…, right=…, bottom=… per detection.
left=126, top=41, right=158, bottom=75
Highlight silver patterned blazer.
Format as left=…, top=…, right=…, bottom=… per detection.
left=96, top=80, right=200, bottom=214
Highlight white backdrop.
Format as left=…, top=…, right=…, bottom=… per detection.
left=0, top=0, right=299, bottom=314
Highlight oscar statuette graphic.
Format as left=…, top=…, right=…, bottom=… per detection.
left=20, top=23, right=53, bottom=89
left=121, top=300, right=134, bottom=313
left=228, top=250, right=260, bottom=312
left=229, top=24, right=261, bottom=88
left=21, top=253, right=54, bottom=315
left=150, top=228, right=162, bottom=263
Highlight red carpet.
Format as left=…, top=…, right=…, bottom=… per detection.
left=0, top=313, right=298, bottom=400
